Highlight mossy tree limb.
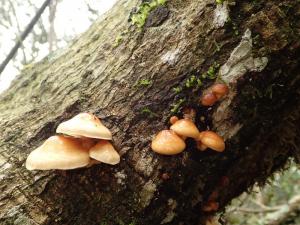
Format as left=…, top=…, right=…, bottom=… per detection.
left=0, top=0, right=299, bottom=224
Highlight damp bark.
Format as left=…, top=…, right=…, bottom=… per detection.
left=0, top=0, right=300, bottom=225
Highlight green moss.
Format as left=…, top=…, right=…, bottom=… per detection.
left=206, top=63, right=220, bottom=79
left=113, top=34, right=123, bottom=47
left=138, top=79, right=152, bottom=86
left=128, top=222, right=136, bottom=225
left=113, top=30, right=128, bottom=47
left=185, top=75, right=203, bottom=89
left=216, top=0, right=224, bottom=4
left=185, top=75, right=196, bottom=88
left=141, top=107, right=159, bottom=118
left=131, top=0, right=167, bottom=28
left=169, top=62, right=220, bottom=115
left=173, top=86, right=182, bottom=93
left=170, top=98, right=185, bottom=113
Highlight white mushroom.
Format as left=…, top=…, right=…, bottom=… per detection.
left=26, top=135, right=90, bottom=170
left=56, top=113, right=112, bottom=140
left=89, top=140, right=120, bottom=165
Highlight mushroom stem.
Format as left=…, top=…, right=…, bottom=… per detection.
left=196, top=141, right=207, bottom=151
left=182, top=107, right=196, bottom=121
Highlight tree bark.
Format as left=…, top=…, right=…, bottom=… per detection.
left=0, top=0, right=299, bottom=224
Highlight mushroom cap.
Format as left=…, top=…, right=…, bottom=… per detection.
left=169, top=116, right=179, bottom=125
left=170, top=119, right=200, bottom=138
left=26, top=136, right=90, bottom=170
left=151, top=130, right=186, bottom=155
left=56, top=113, right=112, bottom=140
left=201, top=92, right=218, bottom=106
left=89, top=140, right=120, bottom=165
left=199, top=131, right=225, bottom=152
left=211, top=83, right=229, bottom=99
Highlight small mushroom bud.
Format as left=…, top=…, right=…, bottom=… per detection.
left=170, top=119, right=200, bottom=139
left=169, top=116, right=179, bottom=125
left=151, top=130, right=186, bottom=155
left=198, top=131, right=225, bottom=152
left=201, top=92, right=218, bottom=106
left=211, top=83, right=229, bottom=99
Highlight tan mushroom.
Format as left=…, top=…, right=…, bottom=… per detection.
left=197, top=131, right=225, bottom=152
left=89, top=140, right=120, bottom=165
left=151, top=130, right=186, bottom=155
left=170, top=119, right=200, bottom=139
left=200, top=92, right=218, bottom=106
left=56, top=112, right=112, bottom=140
left=26, top=135, right=90, bottom=170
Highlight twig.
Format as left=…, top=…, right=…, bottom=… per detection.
left=234, top=207, right=280, bottom=214
left=266, top=195, right=300, bottom=225
left=0, top=0, right=52, bottom=75
left=7, top=0, right=27, bottom=64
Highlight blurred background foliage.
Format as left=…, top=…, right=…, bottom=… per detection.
left=224, top=161, right=300, bottom=225
left=0, top=0, right=116, bottom=92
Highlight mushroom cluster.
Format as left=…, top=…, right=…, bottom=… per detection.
left=151, top=83, right=229, bottom=155
left=151, top=117, right=225, bottom=155
left=201, top=83, right=229, bottom=106
left=26, top=113, right=120, bottom=170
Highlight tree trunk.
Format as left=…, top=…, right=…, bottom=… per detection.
left=0, top=0, right=299, bottom=224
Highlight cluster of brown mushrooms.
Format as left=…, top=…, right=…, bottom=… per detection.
left=26, top=113, right=120, bottom=170
left=151, top=83, right=229, bottom=155
left=201, top=83, right=229, bottom=106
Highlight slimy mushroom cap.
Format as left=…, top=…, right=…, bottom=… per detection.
left=201, top=92, right=218, bottom=106
left=170, top=119, right=200, bottom=139
left=89, top=140, right=120, bottom=165
left=199, top=131, right=225, bottom=152
left=211, top=83, right=229, bottom=99
left=26, top=135, right=90, bottom=170
left=151, top=130, right=186, bottom=155
left=56, top=113, right=112, bottom=140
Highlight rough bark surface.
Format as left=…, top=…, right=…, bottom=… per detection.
left=0, top=0, right=299, bottom=224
